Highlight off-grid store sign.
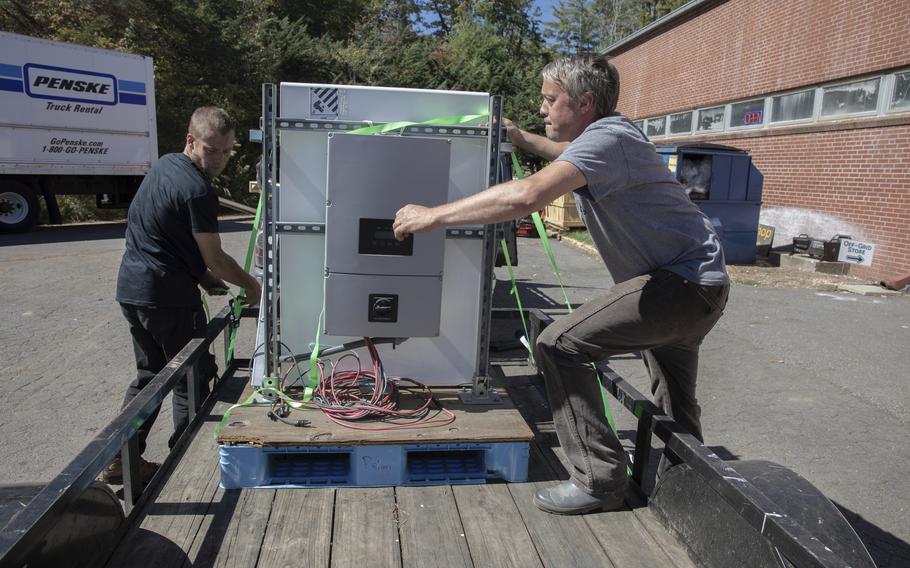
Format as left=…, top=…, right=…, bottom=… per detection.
left=837, top=239, right=875, bottom=266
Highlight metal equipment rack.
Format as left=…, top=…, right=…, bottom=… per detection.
left=257, top=83, right=505, bottom=402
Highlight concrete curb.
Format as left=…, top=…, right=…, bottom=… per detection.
left=560, top=236, right=599, bottom=257
left=837, top=284, right=901, bottom=297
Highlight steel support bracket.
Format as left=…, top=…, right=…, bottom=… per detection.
left=458, top=375, right=502, bottom=405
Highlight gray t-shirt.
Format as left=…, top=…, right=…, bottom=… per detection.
left=556, top=115, right=728, bottom=286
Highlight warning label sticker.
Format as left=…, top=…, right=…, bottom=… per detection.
left=310, top=87, right=340, bottom=118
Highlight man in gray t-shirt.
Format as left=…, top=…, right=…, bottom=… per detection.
left=394, top=54, right=729, bottom=515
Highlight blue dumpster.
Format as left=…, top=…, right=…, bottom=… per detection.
left=656, top=143, right=763, bottom=264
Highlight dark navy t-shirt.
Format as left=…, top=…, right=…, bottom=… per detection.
left=116, top=153, right=219, bottom=308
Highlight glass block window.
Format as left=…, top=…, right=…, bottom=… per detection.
left=730, top=99, right=765, bottom=127
left=646, top=116, right=666, bottom=137
left=772, top=90, right=815, bottom=122
left=697, top=106, right=725, bottom=131
left=669, top=112, right=693, bottom=134
left=821, top=78, right=880, bottom=116
left=890, top=72, right=910, bottom=112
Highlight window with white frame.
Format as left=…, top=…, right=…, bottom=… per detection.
left=821, top=78, right=880, bottom=117
left=633, top=69, right=909, bottom=136
left=697, top=106, right=724, bottom=131
left=771, top=89, right=815, bottom=122
left=646, top=116, right=666, bottom=137
left=669, top=112, right=693, bottom=134
left=730, top=99, right=765, bottom=127
left=890, top=72, right=910, bottom=112
left=633, top=119, right=644, bottom=131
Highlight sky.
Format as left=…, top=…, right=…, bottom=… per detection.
left=533, top=0, right=559, bottom=25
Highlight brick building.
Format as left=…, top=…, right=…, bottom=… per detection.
left=604, top=0, right=910, bottom=281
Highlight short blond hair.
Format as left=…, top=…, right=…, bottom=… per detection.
left=188, top=106, right=235, bottom=137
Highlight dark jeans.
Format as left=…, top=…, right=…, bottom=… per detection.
left=534, top=270, right=729, bottom=495
left=120, top=303, right=217, bottom=455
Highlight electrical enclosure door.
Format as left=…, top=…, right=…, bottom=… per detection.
left=324, top=134, right=451, bottom=337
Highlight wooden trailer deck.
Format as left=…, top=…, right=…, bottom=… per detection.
left=106, top=362, right=696, bottom=568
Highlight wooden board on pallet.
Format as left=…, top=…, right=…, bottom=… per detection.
left=217, top=387, right=534, bottom=447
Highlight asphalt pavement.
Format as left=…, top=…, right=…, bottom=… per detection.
left=1, top=221, right=908, bottom=566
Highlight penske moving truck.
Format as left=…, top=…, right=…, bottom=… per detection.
left=0, top=31, right=157, bottom=233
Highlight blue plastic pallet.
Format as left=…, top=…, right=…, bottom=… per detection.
left=219, top=441, right=529, bottom=489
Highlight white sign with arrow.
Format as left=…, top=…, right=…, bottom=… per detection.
left=838, top=239, right=875, bottom=266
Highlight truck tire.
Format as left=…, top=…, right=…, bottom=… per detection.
left=0, top=181, right=40, bottom=233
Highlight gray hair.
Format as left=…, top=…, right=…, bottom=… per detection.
left=541, top=54, right=620, bottom=118
left=188, top=106, right=235, bottom=137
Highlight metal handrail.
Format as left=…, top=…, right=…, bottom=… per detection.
left=0, top=303, right=254, bottom=568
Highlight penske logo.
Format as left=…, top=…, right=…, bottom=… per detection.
left=23, top=63, right=117, bottom=105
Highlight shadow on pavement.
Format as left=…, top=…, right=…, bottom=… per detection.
left=835, top=501, right=910, bottom=568
left=0, top=217, right=253, bottom=247
left=493, top=278, right=602, bottom=310
left=0, top=222, right=127, bottom=246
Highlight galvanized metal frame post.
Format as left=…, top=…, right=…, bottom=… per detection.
left=120, top=435, right=141, bottom=513
left=460, top=95, right=503, bottom=405
left=186, top=365, right=199, bottom=424
left=261, top=83, right=279, bottom=377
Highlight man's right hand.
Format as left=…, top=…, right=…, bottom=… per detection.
left=243, top=278, right=262, bottom=307
left=501, top=117, right=520, bottom=140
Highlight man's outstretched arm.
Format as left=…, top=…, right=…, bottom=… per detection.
left=393, top=160, right=585, bottom=240
left=504, top=118, right=569, bottom=161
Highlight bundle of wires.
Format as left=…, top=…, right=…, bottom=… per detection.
left=272, top=337, right=455, bottom=431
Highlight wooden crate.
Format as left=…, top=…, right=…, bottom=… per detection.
left=544, top=193, right=584, bottom=230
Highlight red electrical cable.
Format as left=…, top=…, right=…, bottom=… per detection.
left=277, top=337, right=455, bottom=430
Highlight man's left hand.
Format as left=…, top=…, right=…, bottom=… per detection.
left=200, top=270, right=228, bottom=293
left=393, top=204, right=437, bottom=241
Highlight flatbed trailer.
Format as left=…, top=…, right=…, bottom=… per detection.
left=0, top=304, right=875, bottom=568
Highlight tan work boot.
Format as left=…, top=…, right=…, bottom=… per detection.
left=98, top=456, right=160, bottom=485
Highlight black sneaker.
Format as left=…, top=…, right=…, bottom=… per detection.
left=98, top=456, right=160, bottom=485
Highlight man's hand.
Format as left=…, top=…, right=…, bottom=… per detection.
left=243, top=279, right=262, bottom=307
left=199, top=270, right=228, bottom=294
left=393, top=204, right=437, bottom=241
left=501, top=117, right=520, bottom=140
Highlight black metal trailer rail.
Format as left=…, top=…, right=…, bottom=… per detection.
left=0, top=303, right=255, bottom=568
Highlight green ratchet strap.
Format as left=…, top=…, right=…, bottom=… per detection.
left=499, top=238, right=534, bottom=365
left=214, top=385, right=315, bottom=440
left=510, top=152, right=573, bottom=311
left=308, top=309, right=324, bottom=389
left=508, top=151, right=622, bottom=443
left=226, top=190, right=264, bottom=364
left=347, top=113, right=488, bottom=135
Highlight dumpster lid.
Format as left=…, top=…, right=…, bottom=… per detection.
left=655, top=143, right=748, bottom=155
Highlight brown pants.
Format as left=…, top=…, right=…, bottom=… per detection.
left=534, top=270, right=729, bottom=495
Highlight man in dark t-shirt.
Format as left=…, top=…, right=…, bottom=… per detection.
left=102, top=107, right=261, bottom=485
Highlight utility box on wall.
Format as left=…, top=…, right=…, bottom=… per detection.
left=657, top=144, right=763, bottom=264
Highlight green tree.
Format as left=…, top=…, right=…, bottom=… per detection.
left=546, top=0, right=602, bottom=53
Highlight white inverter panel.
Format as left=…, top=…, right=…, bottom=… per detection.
left=276, top=82, right=490, bottom=385
left=324, top=134, right=451, bottom=337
